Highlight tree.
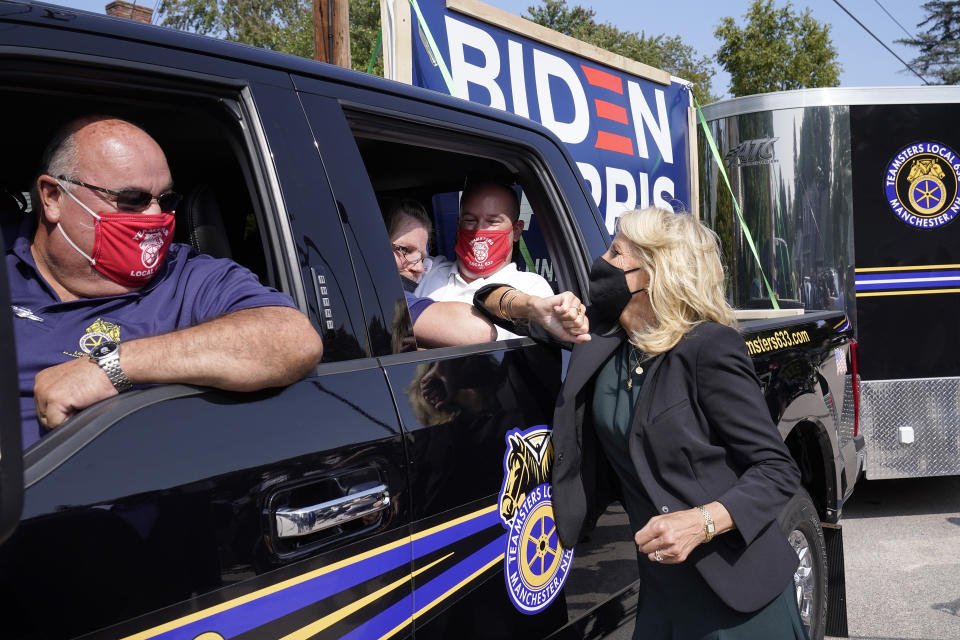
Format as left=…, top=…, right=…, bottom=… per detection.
left=525, top=0, right=717, bottom=104
left=715, top=0, right=840, bottom=97
left=157, top=0, right=383, bottom=75
left=897, top=0, right=960, bottom=84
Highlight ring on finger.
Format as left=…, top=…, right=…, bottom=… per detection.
left=653, top=548, right=663, bottom=562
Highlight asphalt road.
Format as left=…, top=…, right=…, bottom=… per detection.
left=827, top=475, right=960, bottom=640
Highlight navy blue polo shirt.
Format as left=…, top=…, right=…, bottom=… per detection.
left=8, top=228, right=296, bottom=450
left=404, top=291, right=435, bottom=325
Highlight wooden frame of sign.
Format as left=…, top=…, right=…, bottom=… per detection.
left=381, top=0, right=413, bottom=84
left=445, top=0, right=670, bottom=85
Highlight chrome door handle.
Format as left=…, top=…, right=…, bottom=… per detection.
left=274, top=484, right=390, bottom=539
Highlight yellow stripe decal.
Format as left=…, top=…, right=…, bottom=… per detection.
left=377, top=553, right=505, bottom=640
left=855, top=263, right=960, bottom=273
left=120, top=504, right=497, bottom=640
left=280, top=553, right=453, bottom=640
left=856, top=288, right=960, bottom=297
left=413, top=505, right=497, bottom=543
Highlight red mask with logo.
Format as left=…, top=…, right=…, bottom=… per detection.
left=455, top=227, right=513, bottom=276
left=58, top=179, right=176, bottom=287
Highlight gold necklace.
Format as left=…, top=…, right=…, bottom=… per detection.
left=627, top=345, right=645, bottom=390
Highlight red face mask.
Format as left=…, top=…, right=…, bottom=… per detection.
left=58, top=180, right=176, bottom=287
left=455, top=227, right=513, bottom=276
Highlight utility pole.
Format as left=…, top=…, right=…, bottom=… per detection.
left=314, top=0, right=351, bottom=68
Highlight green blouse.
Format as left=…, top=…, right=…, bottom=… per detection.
left=590, top=339, right=655, bottom=530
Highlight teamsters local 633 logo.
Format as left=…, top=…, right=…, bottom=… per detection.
left=79, top=318, right=120, bottom=354
left=497, top=426, right=573, bottom=614
left=136, top=228, right=168, bottom=268
left=469, top=236, right=494, bottom=266
left=885, top=142, right=960, bottom=228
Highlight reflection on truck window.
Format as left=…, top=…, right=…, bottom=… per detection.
left=702, top=107, right=855, bottom=316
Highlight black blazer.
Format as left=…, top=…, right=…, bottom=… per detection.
left=551, top=321, right=802, bottom=613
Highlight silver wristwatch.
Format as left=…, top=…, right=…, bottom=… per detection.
left=89, top=341, right=132, bottom=392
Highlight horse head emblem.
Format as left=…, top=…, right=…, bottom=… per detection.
left=907, top=158, right=946, bottom=183
left=499, top=430, right=553, bottom=524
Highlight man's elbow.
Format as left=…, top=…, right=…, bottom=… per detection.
left=265, top=308, right=324, bottom=384
left=286, top=325, right=324, bottom=381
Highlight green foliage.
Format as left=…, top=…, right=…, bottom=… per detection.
left=351, top=0, right=383, bottom=76
left=897, top=0, right=960, bottom=84
left=714, top=0, right=840, bottom=97
left=525, top=0, right=717, bottom=104
left=157, top=0, right=382, bottom=74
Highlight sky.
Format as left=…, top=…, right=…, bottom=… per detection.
left=46, top=0, right=932, bottom=98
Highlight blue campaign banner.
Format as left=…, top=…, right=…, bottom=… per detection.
left=408, top=0, right=694, bottom=235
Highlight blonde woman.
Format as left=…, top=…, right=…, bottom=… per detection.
left=551, top=208, right=806, bottom=639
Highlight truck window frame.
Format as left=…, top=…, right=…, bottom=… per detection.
left=2, top=55, right=362, bottom=469
left=337, top=107, right=586, bottom=358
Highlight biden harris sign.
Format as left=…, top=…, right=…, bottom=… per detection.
left=385, top=0, right=696, bottom=234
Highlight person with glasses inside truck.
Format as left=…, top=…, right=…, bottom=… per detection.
left=385, top=198, right=588, bottom=349
left=9, top=115, right=325, bottom=450
left=414, top=177, right=555, bottom=340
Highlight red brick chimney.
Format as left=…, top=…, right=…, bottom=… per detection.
left=105, top=1, right=153, bottom=24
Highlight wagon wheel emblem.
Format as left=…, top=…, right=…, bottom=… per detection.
left=526, top=514, right=560, bottom=575
left=518, top=504, right=563, bottom=589
left=909, top=176, right=947, bottom=215
left=79, top=331, right=113, bottom=354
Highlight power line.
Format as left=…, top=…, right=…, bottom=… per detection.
left=832, top=0, right=930, bottom=84
left=873, top=0, right=915, bottom=41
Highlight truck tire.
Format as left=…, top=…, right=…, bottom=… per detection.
left=778, top=489, right=827, bottom=640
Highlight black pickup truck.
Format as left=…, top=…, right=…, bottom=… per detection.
left=0, top=3, right=863, bottom=639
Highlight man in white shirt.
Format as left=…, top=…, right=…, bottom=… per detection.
left=415, top=179, right=554, bottom=339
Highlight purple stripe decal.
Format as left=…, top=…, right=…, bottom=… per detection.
left=411, top=536, right=506, bottom=617
left=151, top=545, right=410, bottom=639
left=338, top=532, right=507, bottom=640
left=856, top=270, right=960, bottom=291
left=338, top=595, right=414, bottom=640
left=410, top=509, right=501, bottom=561
left=143, top=508, right=501, bottom=639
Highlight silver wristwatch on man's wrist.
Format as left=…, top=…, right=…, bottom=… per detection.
left=89, top=341, right=132, bottom=392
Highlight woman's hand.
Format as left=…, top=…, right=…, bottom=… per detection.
left=635, top=501, right=734, bottom=564
left=526, top=291, right=591, bottom=343
left=634, top=508, right=706, bottom=564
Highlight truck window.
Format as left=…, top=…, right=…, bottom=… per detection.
left=345, top=113, right=575, bottom=353
left=0, top=63, right=370, bottom=362
left=2, top=92, right=274, bottom=288
left=3, top=62, right=365, bottom=460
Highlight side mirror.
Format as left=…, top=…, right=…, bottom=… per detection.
left=0, top=225, right=23, bottom=544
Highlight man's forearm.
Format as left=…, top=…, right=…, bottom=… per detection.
left=414, top=301, right=497, bottom=347
left=120, top=306, right=324, bottom=391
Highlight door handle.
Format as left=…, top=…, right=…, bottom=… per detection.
left=274, top=484, right=390, bottom=539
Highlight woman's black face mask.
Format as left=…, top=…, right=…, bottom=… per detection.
left=587, top=255, right=647, bottom=329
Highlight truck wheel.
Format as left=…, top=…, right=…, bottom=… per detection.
left=778, top=490, right=827, bottom=640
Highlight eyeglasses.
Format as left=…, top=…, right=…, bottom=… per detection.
left=393, top=244, right=424, bottom=265
left=57, top=175, right=182, bottom=213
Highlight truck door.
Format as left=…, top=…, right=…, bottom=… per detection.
left=0, top=40, right=411, bottom=639
left=296, top=77, right=638, bottom=637
left=0, top=221, right=23, bottom=547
